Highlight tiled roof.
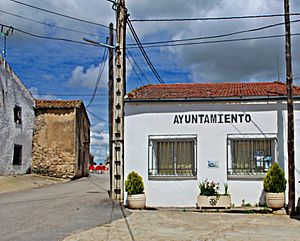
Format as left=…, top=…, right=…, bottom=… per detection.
left=127, top=81, right=300, bottom=100
left=35, top=99, right=83, bottom=109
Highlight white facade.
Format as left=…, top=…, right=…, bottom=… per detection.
left=0, top=56, right=35, bottom=175
left=124, top=99, right=300, bottom=207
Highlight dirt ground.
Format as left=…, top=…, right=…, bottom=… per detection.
left=63, top=209, right=300, bottom=241
left=0, top=174, right=67, bottom=194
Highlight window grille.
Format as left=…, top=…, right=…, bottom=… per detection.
left=228, top=138, right=276, bottom=176
left=149, top=136, right=197, bottom=178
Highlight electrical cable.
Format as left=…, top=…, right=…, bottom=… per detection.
left=87, top=109, right=108, bottom=122
left=9, top=0, right=112, bottom=30
left=127, top=19, right=300, bottom=47
left=127, top=34, right=154, bottom=84
left=130, top=12, right=300, bottom=22
left=0, top=9, right=106, bottom=38
left=86, top=40, right=109, bottom=108
left=127, top=32, right=300, bottom=49
left=127, top=48, right=151, bottom=84
left=127, top=19, right=164, bottom=84
left=88, top=103, right=108, bottom=107
left=36, top=93, right=108, bottom=96
left=0, top=23, right=106, bottom=47
left=126, top=54, right=145, bottom=85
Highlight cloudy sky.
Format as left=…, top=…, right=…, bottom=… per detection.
left=1, top=0, right=299, bottom=163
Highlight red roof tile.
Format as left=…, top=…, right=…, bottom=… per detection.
left=127, top=82, right=300, bottom=100
left=35, top=99, right=83, bottom=109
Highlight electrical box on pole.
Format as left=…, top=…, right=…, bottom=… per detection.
left=111, top=0, right=127, bottom=201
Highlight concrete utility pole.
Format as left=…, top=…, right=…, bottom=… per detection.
left=284, top=0, right=296, bottom=216
left=108, top=22, right=114, bottom=197
left=111, top=0, right=127, bottom=201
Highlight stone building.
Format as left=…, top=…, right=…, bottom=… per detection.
left=0, top=55, right=35, bottom=175
left=32, top=99, right=90, bottom=178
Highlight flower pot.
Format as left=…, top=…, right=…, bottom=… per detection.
left=265, top=192, right=285, bottom=209
left=197, top=195, right=231, bottom=209
left=127, top=193, right=146, bottom=209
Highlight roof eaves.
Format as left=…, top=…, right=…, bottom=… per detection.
left=125, top=95, right=297, bottom=103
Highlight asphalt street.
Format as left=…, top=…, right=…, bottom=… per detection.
left=0, top=173, right=128, bottom=241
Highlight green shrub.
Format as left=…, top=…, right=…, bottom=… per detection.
left=263, top=162, right=286, bottom=193
left=125, top=171, right=144, bottom=195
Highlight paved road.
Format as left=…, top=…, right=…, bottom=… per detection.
left=0, top=173, right=129, bottom=241
left=64, top=210, right=300, bottom=241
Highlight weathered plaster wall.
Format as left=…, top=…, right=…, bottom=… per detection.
left=74, top=107, right=90, bottom=178
left=0, top=57, right=34, bottom=175
left=32, top=109, right=76, bottom=178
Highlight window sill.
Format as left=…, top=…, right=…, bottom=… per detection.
left=227, top=175, right=265, bottom=181
left=149, top=175, right=197, bottom=181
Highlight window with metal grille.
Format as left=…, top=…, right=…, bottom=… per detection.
left=149, top=135, right=197, bottom=179
left=13, top=144, right=22, bottom=165
left=227, top=137, right=276, bottom=177
left=14, top=105, right=22, bottom=124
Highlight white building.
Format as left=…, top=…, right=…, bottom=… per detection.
left=0, top=56, right=35, bottom=175
left=124, top=82, right=300, bottom=207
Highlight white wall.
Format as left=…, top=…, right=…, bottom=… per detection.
left=290, top=108, right=300, bottom=210
left=0, top=57, right=35, bottom=175
left=124, top=100, right=290, bottom=207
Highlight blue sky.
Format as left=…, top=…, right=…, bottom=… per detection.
left=1, top=0, right=300, bottom=163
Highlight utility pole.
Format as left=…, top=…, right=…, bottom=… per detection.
left=108, top=22, right=114, bottom=197
left=284, top=0, right=295, bottom=216
left=111, top=0, right=127, bottom=201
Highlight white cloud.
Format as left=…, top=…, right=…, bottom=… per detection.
left=126, top=0, right=300, bottom=82
left=68, top=62, right=108, bottom=89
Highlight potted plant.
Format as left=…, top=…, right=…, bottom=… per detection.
left=263, top=162, right=286, bottom=209
left=125, top=171, right=146, bottom=209
left=197, top=179, right=231, bottom=209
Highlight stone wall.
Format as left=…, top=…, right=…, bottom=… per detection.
left=32, top=109, right=76, bottom=178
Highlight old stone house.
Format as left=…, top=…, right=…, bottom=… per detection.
left=32, top=99, right=90, bottom=179
left=0, top=55, right=35, bottom=175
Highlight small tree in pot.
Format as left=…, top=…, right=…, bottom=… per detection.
left=125, top=171, right=146, bottom=209
left=263, top=162, right=287, bottom=209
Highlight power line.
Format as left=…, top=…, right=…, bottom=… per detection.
left=0, top=23, right=105, bottom=47
left=86, top=109, right=108, bottom=122
left=127, top=32, right=300, bottom=49
left=88, top=103, right=108, bottom=106
left=86, top=41, right=109, bottom=108
left=126, top=54, right=145, bottom=85
left=127, top=48, right=151, bottom=84
left=130, top=12, right=300, bottom=22
left=0, top=9, right=106, bottom=38
left=37, top=93, right=108, bottom=96
left=9, top=0, right=112, bottom=30
left=127, top=19, right=165, bottom=84
left=127, top=19, right=300, bottom=47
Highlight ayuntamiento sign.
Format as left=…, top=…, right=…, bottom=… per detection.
left=173, top=113, right=252, bottom=124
